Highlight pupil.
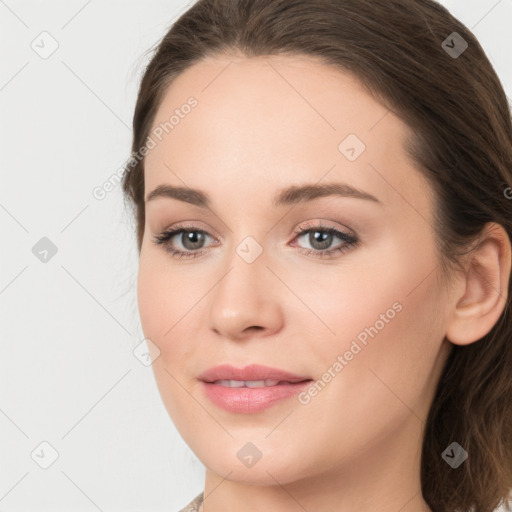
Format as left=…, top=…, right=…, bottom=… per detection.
left=311, top=230, right=332, bottom=250
left=184, top=231, right=204, bottom=249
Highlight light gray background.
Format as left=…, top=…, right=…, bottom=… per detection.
left=1, top=1, right=511, bottom=511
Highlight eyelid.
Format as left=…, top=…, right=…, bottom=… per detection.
left=292, top=219, right=355, bottom=237
left=157, top=221, right=220, bottom=240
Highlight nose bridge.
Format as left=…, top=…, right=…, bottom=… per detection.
left=207, top=229, right=284, bottom=336
left=219, top=210, right=272, bottom=273
left=217, top=233, right=269, bottom=306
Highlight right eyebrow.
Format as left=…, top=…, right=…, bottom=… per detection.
left=145, top=184, right=209, bottom=207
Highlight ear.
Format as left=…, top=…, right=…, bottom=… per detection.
left=445, top=222, right=511, bottom=346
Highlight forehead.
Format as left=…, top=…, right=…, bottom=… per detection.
left=143, top=54, right=430, bottom=216
left=146, top=54, right=393, bottom=157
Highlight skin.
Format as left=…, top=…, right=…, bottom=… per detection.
left=137, top=54, right=511, bottom=512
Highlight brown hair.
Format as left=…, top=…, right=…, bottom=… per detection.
left=122, top=1, right=512, bottom=510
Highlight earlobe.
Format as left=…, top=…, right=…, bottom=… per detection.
left=445, top=222, right=511, bottom=346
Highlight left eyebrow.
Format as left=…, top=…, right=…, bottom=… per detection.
left=272, top=182, right=381, bottom=207
left=145, top=182, right=382, bottom=208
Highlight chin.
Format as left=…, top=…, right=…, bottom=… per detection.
left=196, top=441, right=310, bottom=486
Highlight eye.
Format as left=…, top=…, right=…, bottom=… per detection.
left=152, top=220, right=358, bottom=259
left=152, top=223, right=216, bottom=259
left=291, top=221, right=358, bottom=258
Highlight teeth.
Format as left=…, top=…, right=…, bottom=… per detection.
left=215, top=380, right=245, bottom=387
left=246, top=380, right=280, bottom=388
left=213, top=379, right=281, bottom=388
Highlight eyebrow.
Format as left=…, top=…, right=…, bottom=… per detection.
left=145, top=182, right=381, bottom=208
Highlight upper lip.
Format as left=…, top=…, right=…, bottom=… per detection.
left=198, top=364, right=312, bottom=383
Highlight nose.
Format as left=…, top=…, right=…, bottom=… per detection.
left=207, top=250, right=285, bottom=341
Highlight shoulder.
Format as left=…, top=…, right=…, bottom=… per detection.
left=178, top=491, right=204, bottom=512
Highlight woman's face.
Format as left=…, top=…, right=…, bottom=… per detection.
left=138, top=54, right=453, bottom=491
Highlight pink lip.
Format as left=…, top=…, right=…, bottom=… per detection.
left=198, top=364, right=313, bottom=414
left=198, top=363, right=310, bottom=383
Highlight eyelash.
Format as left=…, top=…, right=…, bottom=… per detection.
left=152, top=221, right=358, bottom=260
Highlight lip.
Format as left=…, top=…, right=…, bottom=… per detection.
left=198, top=363, right=311, bottom=383
left=198, top=364, right=313, bottom=414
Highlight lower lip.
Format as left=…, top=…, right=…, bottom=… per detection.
left=200, top=380, right=312, bottom=413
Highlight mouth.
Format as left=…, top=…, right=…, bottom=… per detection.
left=198, top=363, right=311, bottom=383
left=198, top=364, right=313, bottom=413
left=209, top=379, right=310, bottom=387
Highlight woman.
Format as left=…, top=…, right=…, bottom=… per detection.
left=122, top=0, right=512, bottom=511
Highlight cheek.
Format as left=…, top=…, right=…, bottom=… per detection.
left=136, top=249, right=206, bottom=371
left=136, top=250, right=185, bottom=353
left=137, top=258, right=166, bottom=341
left=329, top=278, right=445, bottom=423
left=137, top=253, right=203, bottom=424
left=290, top=271, right=446, bottom=472
left=297, top=245, right=412, bottom=357
left=307, top=235, right=446, bottom=408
